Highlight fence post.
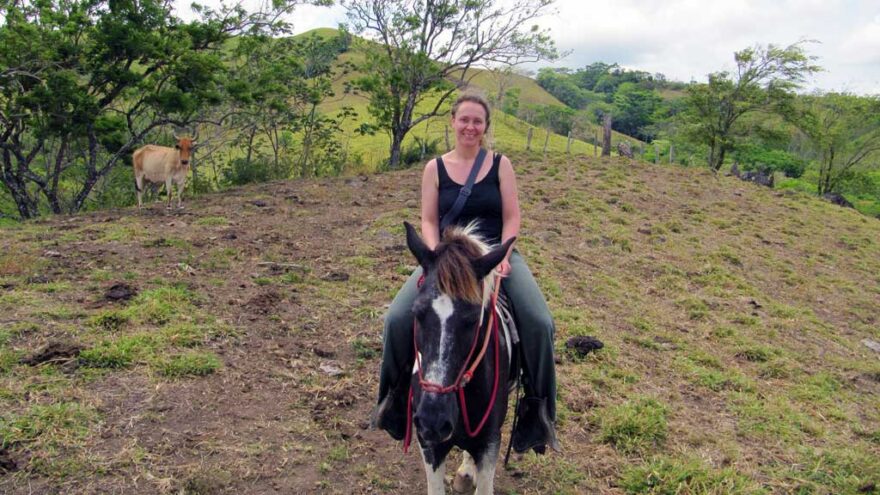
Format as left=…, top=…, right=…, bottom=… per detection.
left=566, top=131, right=572, bottom=154
left=526, top=127, right=533, bottom=151
left=669, top=143, right=674, bottom=164
left=543, top=129, right=550, bottom=154
left=602, top=113, right=612, bottom=157
left=594, top=131, right=599, bottom=157
left=444, top=126, right=451, bottom=152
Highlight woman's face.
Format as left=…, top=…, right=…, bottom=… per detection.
left=452, top=101, right=487, bottom=148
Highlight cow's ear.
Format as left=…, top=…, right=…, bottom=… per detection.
left=472, top=237, right=515, bottom=280
left=405, top=222, right=435, bottom=269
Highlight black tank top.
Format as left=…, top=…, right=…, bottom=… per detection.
left=437, top=153, right=503, bottom=244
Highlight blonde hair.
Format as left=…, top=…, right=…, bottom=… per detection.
left=451, top=91, right=494, bottom=148
left=436, top=222, right=491, bottom=304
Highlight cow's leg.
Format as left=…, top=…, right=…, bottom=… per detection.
left=418, top=441, right=446, bottom=495
left=474, top=443, right=499, bottom=495
left=176, top=178, right=185, bottom=209
left=453, top=450, right=477, bottom=493
left=135, top=176, right=144, bottom=209
left=165, top=177, right=173, bottom=210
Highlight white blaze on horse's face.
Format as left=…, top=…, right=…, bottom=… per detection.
left=425, top=294, right=454, bottom=384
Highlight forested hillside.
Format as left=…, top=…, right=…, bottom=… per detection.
left=534, top=50, right=880, bottom=218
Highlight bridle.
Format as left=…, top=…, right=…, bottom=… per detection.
left=403, top=275, right=502, bottom=453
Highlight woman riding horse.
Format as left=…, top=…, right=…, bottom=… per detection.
left=373, top=91, right=559, bottom=456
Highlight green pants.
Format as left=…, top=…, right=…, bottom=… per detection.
left=377, top=250, right=557, bottom=421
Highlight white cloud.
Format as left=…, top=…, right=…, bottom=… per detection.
left=531, top=0, right=880, bottom=94
left=175, top=0, right=880, bottom=94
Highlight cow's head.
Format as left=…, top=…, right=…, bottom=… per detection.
left=172, top=129, right=198, bottom=167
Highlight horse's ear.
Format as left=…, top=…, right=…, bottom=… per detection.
left=404, top=221, right=435, bottom=268
left=472, top=237, right=516, bottom=279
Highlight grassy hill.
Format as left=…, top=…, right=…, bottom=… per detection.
left=1, top=152, right=878, bottom=494
left=295, top=28, right=640, bottom=172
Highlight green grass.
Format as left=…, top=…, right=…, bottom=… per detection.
left=0, top=402, right=97, bottom=450
left=351, top=337, right=379, bottom=360
left=730, top=393, right=823, bottom=442
left=128, top=285, right=197, bottom=325
left=598, top=397, right=668, bottom=453
left=153, top=351, right=221, bottom=378
left=620, top=456, right=761, bottom=495
left=780, top=444, right=880, bottom=494
left=89, top=310, right=131, bottom=332
left=195, top=216, right=229, bottom=226
left=675, top=355, right=755, bottom=393
left=79, top=334, right=156, bottom=369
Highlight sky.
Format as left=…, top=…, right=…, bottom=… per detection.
left=174, top=0, right=880, bottom=95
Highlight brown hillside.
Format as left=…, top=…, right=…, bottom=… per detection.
left=1, top=153, right=878, bottom=494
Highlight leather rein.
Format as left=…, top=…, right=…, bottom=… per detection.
left=403, top=275, right=503, bottom=453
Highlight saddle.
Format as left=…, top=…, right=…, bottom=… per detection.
left=494, top=288, right=521, bottom=391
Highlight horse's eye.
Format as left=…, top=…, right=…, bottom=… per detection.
left=413, top=307, right=429, bottom=321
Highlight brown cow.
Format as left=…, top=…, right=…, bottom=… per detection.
left=133, top=133, right=195, bottom=210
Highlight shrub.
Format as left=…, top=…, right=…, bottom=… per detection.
left=222, top=157, right=280, bottom=186
left=733, top=143, right=806, bottom=178
left=399, top=137, right=442, bottom=168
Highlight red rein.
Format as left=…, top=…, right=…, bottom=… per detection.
left=403, top=277, right=502, bottom=453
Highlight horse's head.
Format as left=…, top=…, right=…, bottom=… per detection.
left=404, top=221, right=514, bottom=445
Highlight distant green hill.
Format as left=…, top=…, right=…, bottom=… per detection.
left=294, top=27, right=642, bottom=172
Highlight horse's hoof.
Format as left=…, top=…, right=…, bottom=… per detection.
left=452, top=471, right=475, bottom=493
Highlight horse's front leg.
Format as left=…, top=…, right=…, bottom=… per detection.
left=418, top=441, right=447, bottom=495
left=474, top=442, right=501, bottom=495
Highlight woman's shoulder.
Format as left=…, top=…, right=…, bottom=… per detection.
left=422, top=156, right=445, bottom=186
left=493, top=152, right=514, bottom=172
left=423, top=156, right=439, bottom=171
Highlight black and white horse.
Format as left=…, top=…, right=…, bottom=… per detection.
left=403, top=221, right=516, bottom=494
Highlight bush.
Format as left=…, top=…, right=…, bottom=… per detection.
left=222, top=157, right=282, bottom=186
left=839, top=169, right=880, bottom=197
left=733, top=144, right=806, bottom=178
left=399, top=137, right=442, bottom=168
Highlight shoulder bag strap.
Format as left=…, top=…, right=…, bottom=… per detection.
left=440, top=148, right=487, bottom=231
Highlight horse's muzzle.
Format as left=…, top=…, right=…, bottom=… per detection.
left=414, top=393, right=458, bottom=444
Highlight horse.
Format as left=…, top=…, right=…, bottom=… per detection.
left=403, top=221, right=517, bottom=495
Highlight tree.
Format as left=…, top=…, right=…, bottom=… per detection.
left=612, top=82, right=661, bottom=141
left=536, top=68, right=590, bottom=108
left=223, top=30, right=353, bottom=182
left=572, top=62, right=618, bottom=92
left=0, top=0, right=316, bottom=219
left=343, top=0, right=558, bottom=169
left=797, top=93, right=880, bottom=195
left=485, top=65, right=516, bottom=111
left=681, top=42, right=820, bottom=172
left=526, top=104, right=574, bottom=135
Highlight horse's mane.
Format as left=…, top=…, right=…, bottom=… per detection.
left=435, top=222, right=496, bottom=305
